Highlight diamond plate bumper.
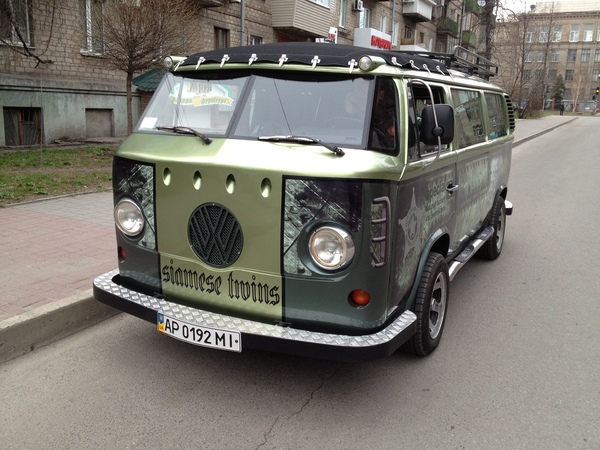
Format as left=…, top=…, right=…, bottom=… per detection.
left=93, top=270, right=417, bottom=361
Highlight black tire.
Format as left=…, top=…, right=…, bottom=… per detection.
left=478, top=196, right=506, bottom=261
left=402, top=252, right=449, bottom=356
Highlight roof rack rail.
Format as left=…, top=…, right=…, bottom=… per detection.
left=450, top=46, right=498, bottom=80
left=397, top=46, right=498, bottom=80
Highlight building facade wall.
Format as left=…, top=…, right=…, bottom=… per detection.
left=1, top=0, right=457, bottom=146
left=494, top=2, right=600, bottom=111
left=0, top=0, right=140, bottom=145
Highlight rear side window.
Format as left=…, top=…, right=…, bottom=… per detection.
left=484, top=93, right=508, bottom=139
left=451, top=89, right=485, bottom=149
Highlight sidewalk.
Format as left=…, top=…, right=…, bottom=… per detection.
left=0, top=114, right=581, bottom=363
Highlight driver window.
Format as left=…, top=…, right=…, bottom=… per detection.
left=409, top=84, right=449, bottom=159
left=369, top=78, right=398, bottom=154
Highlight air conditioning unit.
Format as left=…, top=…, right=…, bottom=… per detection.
left=353, top=0, right=363, bottom=11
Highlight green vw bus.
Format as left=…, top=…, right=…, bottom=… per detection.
left=94, top=42, right=514, bottom=361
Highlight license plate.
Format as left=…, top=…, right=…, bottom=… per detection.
left=157, top=313, right=241, bottom=352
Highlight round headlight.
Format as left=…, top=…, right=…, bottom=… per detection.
left=114, top=199, right=144, bottom=237
left=308, top=226, right=355, bottom=270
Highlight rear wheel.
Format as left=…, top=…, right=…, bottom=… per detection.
left=479, top=196, right=506, bottom=260
left=403, top=252, right=449, bottom=356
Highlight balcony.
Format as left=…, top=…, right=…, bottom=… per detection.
left=194, top=0, right=224, bottom=7
left=402, top=0, right=436, bottom=22
left=464, top=0, right=479, bottom=13
left=271, top=0, right=333, bottom=37
left=436, top=17, right=459, bottom=36
left=461, top=30, right=477, bottom=48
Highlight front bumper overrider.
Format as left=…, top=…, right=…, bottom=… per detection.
left=93, top=270, right=417, bottom=362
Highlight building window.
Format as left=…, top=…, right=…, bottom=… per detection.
left=1, top=0, right=32, bottom=45
left=565, top=69, right=574, bottom=81
left=567, top=49, right=577, bottom=62
left=569, top=24, right=579, bottom=42
left=393, top=20, right=399, bottom=46
left=526, top=26, right=535, bottom=43
left=595, top=49, right=600, bottom=62
left=339, top=0, right=347, bottom=27
left=552, top=25, right=562, bottom=42
left=563, top=89, right=570, bottom=99
left=592, top=69, right=600, bottom=80
left=312, top=0, right=329, bottom=6
left=359, top=7, right=371, bottom=28
left=525, top=51, right=533, bottom=63
left=83, top=0, right=106, bottom=53
left=3, top=107, right=42, bottom=146
left=214, top=27, right=229, bottom=49
left=581, top=49, right=590, bottom=62
left=404, top=26, right=413, bottom=40
left=536, top=52, right=544, bottom=63
left=547, top=69, right=556, bottom=80
left=419, top=32, right=425, bottom=44
left=250, top=35, right=263, bottom=46
left=380, top=15, right=387, bottom=34
left=539, top=25, right=548, bottom=43
left=550, top=50, right=560, bottom=62
left=523, top=69, right=531, bottom=81
left=583, top=24, right=593, bottom=42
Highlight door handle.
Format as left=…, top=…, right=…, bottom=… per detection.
left=446, top=183, right=459, bottom=193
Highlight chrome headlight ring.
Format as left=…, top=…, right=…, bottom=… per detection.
left=114, top=198, right=145, bottom=237
left=308, top=225, right=355, bottom=271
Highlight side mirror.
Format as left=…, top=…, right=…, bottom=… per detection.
left=420, top=104, right=454, bottom=145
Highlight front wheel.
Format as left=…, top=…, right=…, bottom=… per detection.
left=403, top=252, right=449, bottom=356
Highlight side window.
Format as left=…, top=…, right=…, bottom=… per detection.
left=484, top=93, right=507, bottom=139
left=369, top=78, right=398, bottom=154
left=451, top=89, right=485, bottom=149
left=409, top=84, right=448, bottom=158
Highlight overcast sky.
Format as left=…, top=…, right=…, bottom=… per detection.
left=501, top=0, right=597, bottom=14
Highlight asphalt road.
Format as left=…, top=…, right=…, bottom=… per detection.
left=1, top=117, right=599, bottom=449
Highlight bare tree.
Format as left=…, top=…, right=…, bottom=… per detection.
left=98, top=0, right=199, bottom=134
left=494, top=3, right=560, bottom=117
left=1, top=0, right=65, bottom=67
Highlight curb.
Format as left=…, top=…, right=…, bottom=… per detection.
left=514, top=116, right=578, bottom=147
left=0, top=290, right=119, bottom=364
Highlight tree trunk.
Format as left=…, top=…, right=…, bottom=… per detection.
left=126, top=71, right=133, bottom=135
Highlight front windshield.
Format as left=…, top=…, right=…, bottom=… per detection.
left=232, top=76, right=370, bottom=147
left=136, top=72, right=397, bottom=153
left=136, top=73, right=246, bottom=136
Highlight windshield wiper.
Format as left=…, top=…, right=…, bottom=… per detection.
left=156, top=126, right=212, bottom=145
left=258, top=135, right=344, bottom=157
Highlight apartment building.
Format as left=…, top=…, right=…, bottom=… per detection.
left=495, top=0, right=600, bottom=112
left=1, top=0, right=461, bottom=146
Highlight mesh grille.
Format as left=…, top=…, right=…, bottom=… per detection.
left=188, top=203, right=243, bottom=268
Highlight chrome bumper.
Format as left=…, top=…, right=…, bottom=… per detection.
left=93, top=270, right=417, bottom=361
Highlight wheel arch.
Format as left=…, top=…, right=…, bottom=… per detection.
left=497, top=185, right=508, bottom=201
left=405, top=228, right=450, bottom=311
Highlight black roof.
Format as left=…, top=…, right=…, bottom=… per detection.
left=180, top=42, right=451, bottom=76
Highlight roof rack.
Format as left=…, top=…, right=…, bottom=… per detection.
left=399, top=46, right=498, bottom=80
left=178, top=43, right=498, bottom=81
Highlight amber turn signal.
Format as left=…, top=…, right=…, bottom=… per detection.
left=350, top=289, right=371, bottom=307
